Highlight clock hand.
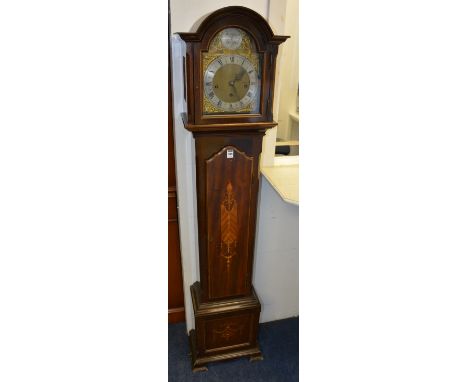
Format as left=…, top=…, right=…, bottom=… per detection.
left=229, top=83, right=241, bottom=101
left=233, top=68, right=245, bottom=82
left=226, top=67, right=246, bottom=102
left=228, top=68, right=246, bottom=92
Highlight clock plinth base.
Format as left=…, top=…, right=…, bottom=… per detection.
left=188, top=282, right=263, bottom=371
left=189, top=330, right=262, bottom=372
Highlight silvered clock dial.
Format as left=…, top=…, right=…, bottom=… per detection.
left=220, top=28, right=243, bottom=50
left=204, top=55, right=259, bottom=112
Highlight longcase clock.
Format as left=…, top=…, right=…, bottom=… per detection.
left=176, top=6, right=288, bottom=371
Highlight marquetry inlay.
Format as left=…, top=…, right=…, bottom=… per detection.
left=213, top=322, right=243, bottom=341
left=220, top=181, right=238, bottom=267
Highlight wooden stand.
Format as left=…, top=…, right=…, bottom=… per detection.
left=188, top=282, right=263, bottom=371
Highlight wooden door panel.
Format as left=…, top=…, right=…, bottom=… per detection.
left=168, top=191, right=185, bottom=323
left=193, top=302, right=260, bottom=358
left=206, top=146, right=254, bottom=299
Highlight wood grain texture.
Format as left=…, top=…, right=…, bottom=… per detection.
left=168, top=194, right=185, bottom=324
left=206, top=147, right=253, bottom=299
left=189, top=282, right=262, bottom=371
left=194, top=132, right=264, bottom=303
left=205, top=313, right=251, bottom=351
left=189, top=329, right=261, bottom=372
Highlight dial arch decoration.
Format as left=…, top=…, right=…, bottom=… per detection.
left=202, top=27, right=262, bottom=115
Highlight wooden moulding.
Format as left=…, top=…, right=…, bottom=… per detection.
left=189, top=330, right=263, bottom=372
left=181, top=112, right=277, bottom=133
left=177, top=6, right=289, bottom=45
left=190, top=281, right=260, bottom=316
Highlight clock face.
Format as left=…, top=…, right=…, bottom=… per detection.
left=202, top=27, right=261, bottom=115
left=204, top=55, right=259, bottom=112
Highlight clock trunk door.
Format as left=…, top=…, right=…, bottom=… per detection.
left=205, top=146, right=254, bottom=299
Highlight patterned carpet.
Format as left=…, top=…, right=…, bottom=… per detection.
left=168, top=317, right=299, bottom=382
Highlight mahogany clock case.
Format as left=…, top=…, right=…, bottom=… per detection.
left=178, top=6, right=288, bottom=127
left=186, top=129, right=266, bottom=371
left=192, top=131, right=265, bottom=302
left=176, top=6, right=288, bottom=371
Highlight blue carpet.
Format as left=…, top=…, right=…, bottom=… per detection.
left=168, top=317, right=299, bottom=382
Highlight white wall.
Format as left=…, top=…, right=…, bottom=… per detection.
left=170, top=0, right=269, bottom=33
left=275, top=0, right=299, bottom=141
left=170, top=0, right=299, bottom=331
left=170, top=35, right=198, bottom=331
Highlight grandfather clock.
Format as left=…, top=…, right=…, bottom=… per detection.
left=176, top=6, right=288, bottom=371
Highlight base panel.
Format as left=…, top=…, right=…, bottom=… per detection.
left=189, top=329, right=262, bottom=371
left=188, top=282, right=263, bottom=371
